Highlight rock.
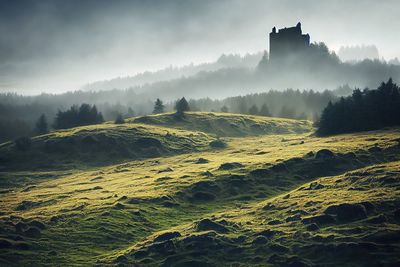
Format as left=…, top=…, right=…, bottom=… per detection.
left=154, top=231, right=181, bottom=242
left=195, top=158, right=209, bottom=164
left=324, top=203, right=367, bottom=222
left=16, top=201, right=36, bottom=211
left=209, top=139, right=227, bottom=148
left=308, top=182, right=325, bottom=190
left=305, top=151, right=314, bottom=157
left=218, top=162, right=243, bottom=170
left=315, top=149, right=335, bottom=159
left=302, top=214, right=336, bottom=225
left=286, top=214, right=302, bottom=222
left=201, top=171, right=214, bottom=177
left=24, top=227, right=41, bottom=238
left=262, top=203, right=276, bottom=210
left=158, top=167, right=173, bottom=173
left=267, top=220, right=282, bottom=225
left=113, top=203, right=125, bottom=209
left=256, top=229, right=277, bottom=239
left=306, top=223, right=320, bottom=231
left=196, top=219, right=228, bottom=233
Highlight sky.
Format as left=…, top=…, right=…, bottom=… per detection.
left=0, top=0, right=399, bottom=94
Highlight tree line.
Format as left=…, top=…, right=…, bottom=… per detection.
left=317, top=79, right=400, bottom=135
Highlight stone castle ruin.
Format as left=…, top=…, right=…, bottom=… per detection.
left=269, top=22, right=310, bottom=63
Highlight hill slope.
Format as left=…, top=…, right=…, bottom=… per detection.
left=133, top=112, right=313, bottom=137
left=0, top=122, right=399, bottom=266
left=0, top=123, right=213, bottom=171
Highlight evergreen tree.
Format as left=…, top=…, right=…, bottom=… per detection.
left=114, top=113, right=125, bottom=124
left=248, top=104, right=259, bottom=115
left=153, top=98, right=165, bottom=114
left=34, top=114, right=48, bottom=135
left=317, top=78, right=400, bottom=135
left=220, top=105, right=229, bottom=113
left=259, top=103, right=271, bottom=116
left=175, top=97, right=190, bottom=117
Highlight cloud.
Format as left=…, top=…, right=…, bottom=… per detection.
left=0, top=0, right=399, bottom=93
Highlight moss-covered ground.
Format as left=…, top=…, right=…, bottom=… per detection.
left=0, top=112, right=399, bottom=266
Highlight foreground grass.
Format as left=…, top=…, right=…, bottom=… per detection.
left=0, top=113, right=399, bottom=266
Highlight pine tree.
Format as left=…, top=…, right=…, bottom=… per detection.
left=114, top=113, right=125, bottom=124
left=153, top=98, right=165, bottom=114
left=248, top=104, right=259, bottom=115
left=220, top=106, right=229, bottom=113
left=175, top=97, right=190, bottom=117
left=259, top=103, right=271, bottom=116
left=35, top=114, right=48, bottom=135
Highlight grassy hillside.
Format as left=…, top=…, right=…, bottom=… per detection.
left=0, top=123, right=213, bottom=171
left=132, top=112, right=313, bottom=137
left=0, top=117, right=399, bottom=266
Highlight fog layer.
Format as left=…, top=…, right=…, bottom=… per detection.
left=1, top=0, right=400, bottom=94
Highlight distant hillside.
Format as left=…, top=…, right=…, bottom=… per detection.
left=81, top=53, right=263, bottom=92
left=132, top=112, right=313, bottom=137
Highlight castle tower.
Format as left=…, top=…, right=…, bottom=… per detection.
left=269, top=22, right=310, bottom=63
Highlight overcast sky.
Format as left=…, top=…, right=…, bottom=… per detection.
left=1, top=0, right=399, bottom=94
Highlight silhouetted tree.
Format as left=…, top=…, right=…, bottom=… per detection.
left=259, top=103, right=271, bottom=116
left=248, top=104, right=259, bottom=115
left=34, top=114, right=48, bottom=135
left=53, top=104, right=104, bottom=129
left=317, top=79, right=400, bottom=135
left=220, top=105, right=229, bottom=113
left=278, top=105, right=296, bottom=119
left=114, top=113, right=125, bottom=124
left=153, top=98, right=165, bottom=114
left=175, top=97, right=190, bottom=117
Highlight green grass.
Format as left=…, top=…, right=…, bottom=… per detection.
left=0, top=112, right=399, bottom=266
left=132, top=112, right=313, bottom=137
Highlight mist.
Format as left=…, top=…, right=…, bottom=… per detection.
left=1, top=0, right=400, bottom=94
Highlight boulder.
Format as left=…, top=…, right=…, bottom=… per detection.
left=315, top=149, right=335, bottom=159
left=324, top=203, right=367, bottom=222
left=195, top=219, right=228, bottom=233
left=195, top=158, right=209, bottom=164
